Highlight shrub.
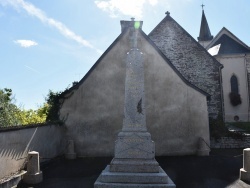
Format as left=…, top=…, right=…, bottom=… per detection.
left=229, top=92, right=242, bottom=106
left=209, top=114, right=245, bottom=140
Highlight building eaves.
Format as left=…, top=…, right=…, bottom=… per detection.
left=206, top=27, right=250, bottom=51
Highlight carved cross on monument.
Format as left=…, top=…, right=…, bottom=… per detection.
left=94, top=19, right=175, bottom=188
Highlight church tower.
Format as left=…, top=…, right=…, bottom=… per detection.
left=198, top=4, right=213, bottom=47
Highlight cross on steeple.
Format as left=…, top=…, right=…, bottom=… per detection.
left=198, top=2, right=213, bottom=42
left=165, top=11, right=170, bottom=16
left=201, top=4, right=205, bottom=10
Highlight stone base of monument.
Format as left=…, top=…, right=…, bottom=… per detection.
left=94, top=165, right=175, bottom=188
left=94, top=132, right=176, bottom=187
left=110, top=159, right=159, bottom=172
left=94, top=131, right=176, bottom=187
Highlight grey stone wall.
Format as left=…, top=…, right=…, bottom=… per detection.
left=0, top=125, right=65, bottom=180
left=149, top=15, right=223, bottom=118
left=59, top=27, right=210, bottom=157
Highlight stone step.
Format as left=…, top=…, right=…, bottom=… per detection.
left=100, top=166, right=169, bottom=184
left=94, top=182, right=176, bottom=188
left=95, top=175, right=176, bottom=188
left=110, top=159, right=159, bottom=173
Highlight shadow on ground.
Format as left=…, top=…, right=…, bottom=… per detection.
left=18, top=149, right=250, bottom=188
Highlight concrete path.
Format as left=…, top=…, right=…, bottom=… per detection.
left=17, top=149, right=250, bottom=188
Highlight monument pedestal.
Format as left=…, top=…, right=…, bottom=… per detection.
left=94, top=132, right=175, bottom=188
left=95, top=166, right=175, bottom=188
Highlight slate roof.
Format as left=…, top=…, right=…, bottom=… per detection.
left=148, top=13, right=222, bottom=83
left=148, top=13, right=223, bottom=117
left=207, top=27, right=250, bottom=55
left=198, top=10, right=213, bottom=41
left=138, top=29, right=210, bottom=98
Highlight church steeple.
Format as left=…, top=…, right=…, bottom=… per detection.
left=198, top=5, right=213, bottom=45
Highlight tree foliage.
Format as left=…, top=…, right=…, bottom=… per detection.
left=16, top=105, right=48, bottom=125
left=0, top=88, right=48, bottom=127
left=0, top=83, right=74, bottom=127
left=0, top=88, right=20, bottom=126
left=45, top=90, right=63, bottom=122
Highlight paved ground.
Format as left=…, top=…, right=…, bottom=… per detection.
left=18, top=149, right=250, bottom=188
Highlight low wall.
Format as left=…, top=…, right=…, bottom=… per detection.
left=0, top=124, right=66, bottom=180
left=211, top=136, right=250, bottom=149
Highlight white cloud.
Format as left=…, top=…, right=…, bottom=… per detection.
left=148, top=0, right=158, bottom=6
left=95, top=0, right=159, bottom=19
left=1, top=0, right=102, bottom=54
left=14, top=39, right=38, bottom=48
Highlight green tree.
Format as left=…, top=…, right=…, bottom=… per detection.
left=0, top=88, right=20, bottom=126
left=0, top=88, right=48, bottom=127
left=45, top=90, right=62, bottom=122
left=0, top=85, right=73, bottom=127
left=16, top=104, right=48, bottom=125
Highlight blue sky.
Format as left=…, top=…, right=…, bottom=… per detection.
left=0, top=0, right=249, bottom=110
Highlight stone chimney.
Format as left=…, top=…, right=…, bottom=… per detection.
left=120, top=18, right=143, bottom=32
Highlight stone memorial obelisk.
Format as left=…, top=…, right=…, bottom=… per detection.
left=94, top=19, right=175, bottom=188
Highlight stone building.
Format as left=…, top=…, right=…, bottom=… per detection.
left=59, top=18, right=211, bottom=157
left=199, top=9, right=250, bottom=122
left=149, top=12, right=223, bottom=118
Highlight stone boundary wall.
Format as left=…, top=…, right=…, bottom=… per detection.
left=211, top=136, right=250, bottom=149
left=0, top=124, right=66, bottom=181
left=0, top=123, right=48, bottom=132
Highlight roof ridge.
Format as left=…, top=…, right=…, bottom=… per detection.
left=207, top=27, right=250, bottom=50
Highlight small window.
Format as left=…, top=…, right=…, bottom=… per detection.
left=229, top=75, right=241, bottom=106
left=230, top=75, right=239, bottom=94
left=234, top=115, right=239, bottom=121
